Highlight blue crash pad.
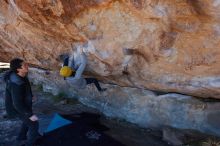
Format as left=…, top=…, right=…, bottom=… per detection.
left=45, top=113, right=72, bottom=133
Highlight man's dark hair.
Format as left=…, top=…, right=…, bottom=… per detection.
left=10, top=58, right=23, bottom=73
left=3, top=58, right=23, bottom=82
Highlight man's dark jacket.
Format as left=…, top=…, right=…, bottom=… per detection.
left=5, top=72, right=33, bottom=119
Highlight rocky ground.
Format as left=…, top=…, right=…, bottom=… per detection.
left=0, top=83, right=219, bottom=146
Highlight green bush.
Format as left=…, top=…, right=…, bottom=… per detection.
left=53, top=92, right=67, bottom=102
left=35, top=84, right=43, bottom=91
left=52, top=92, right=79, bottom=104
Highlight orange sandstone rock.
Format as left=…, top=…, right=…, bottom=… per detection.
left=0, top=0, right=220, bottom=98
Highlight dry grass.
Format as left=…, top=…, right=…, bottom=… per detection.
left=202, top=139, right=220, bottom=146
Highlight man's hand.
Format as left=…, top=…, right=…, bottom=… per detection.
left=29, top=115, right=38, bottom=121
left=32, top=96, right=37, bottom=102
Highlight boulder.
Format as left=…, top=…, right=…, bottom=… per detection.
left=0, top=0, right=220, bottom=98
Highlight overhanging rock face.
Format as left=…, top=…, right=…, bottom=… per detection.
left=0, top=0, right=220, bottom=98
left=29, top=68, right=220, bottom=137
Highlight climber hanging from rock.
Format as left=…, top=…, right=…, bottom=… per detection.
left=59, top=42, right=107, bottom=92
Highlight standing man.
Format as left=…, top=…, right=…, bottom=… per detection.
left=4, top=58, right=40, bottom=146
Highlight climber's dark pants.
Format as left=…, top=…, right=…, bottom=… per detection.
left=85, top=78, right=102, bottom=91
